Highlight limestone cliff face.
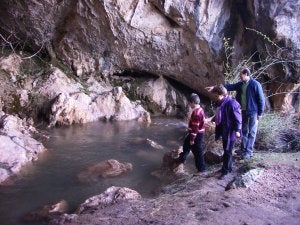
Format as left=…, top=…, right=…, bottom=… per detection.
left=0, top=0, right=230, bottom=94
left=0, top=0, right=299, bottom=108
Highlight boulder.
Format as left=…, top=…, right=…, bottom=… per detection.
left=226, top=168, right=264, bottom=190
left=0, top=53, right=22, bottom=77
left=0, top=113, right=46, bottom=183
left=120, top=75, right=188, bottom=116
left=76, top=186, right=141, bottom=214
left=152, top=147, right=185, bottom=179
left=34, top=68, right=151, bottom=126
left=204, top=147, right=223, bottom=165
left=78, top=159, right=133, bottom=182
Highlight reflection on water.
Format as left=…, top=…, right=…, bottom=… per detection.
left=0, top=117, right=186, bottom=225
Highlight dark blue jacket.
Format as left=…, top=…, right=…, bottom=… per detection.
left=224, top=79, right=265, bottom=116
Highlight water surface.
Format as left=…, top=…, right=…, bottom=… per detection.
left=0, top=117, right=186, bottom=225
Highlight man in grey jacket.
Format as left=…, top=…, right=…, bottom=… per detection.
left=206, top=68, right=265, bottom=160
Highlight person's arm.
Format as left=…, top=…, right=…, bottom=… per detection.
left=231, top=101, right=242, bottom=137
left=224, top=82, right=240, bottom=92
left=256, top=82, right=265, bottom=118
left=189, top=114, right=198, bottom=144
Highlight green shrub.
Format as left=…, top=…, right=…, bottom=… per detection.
left=256, top=112, right=300, bottom=152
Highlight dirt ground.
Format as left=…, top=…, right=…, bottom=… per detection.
left=50, top=152, right=300, bottom=225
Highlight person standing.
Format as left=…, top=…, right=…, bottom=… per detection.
left=211, top=85, right=242, bottom=178
left=206, top=68, right=265, bottom=160
left=178, top=93, right=206, bottom=173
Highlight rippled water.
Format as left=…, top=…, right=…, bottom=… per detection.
left=0, top=117, right=186, bottom=225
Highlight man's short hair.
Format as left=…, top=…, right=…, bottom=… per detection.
left=189, top=93, right=200, bottom=104
left=241, top=68, right=251, bottom=76
left=211, top=84, right=228, bottom=96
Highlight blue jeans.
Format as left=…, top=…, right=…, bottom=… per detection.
left=241, top=111, right=258, bottom=156
left=180, top=133, right=206, bottom=172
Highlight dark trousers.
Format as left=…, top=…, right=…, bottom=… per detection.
left=180, top=133, right=206, bottom=172
left=222, top=139, right=235, bottom=174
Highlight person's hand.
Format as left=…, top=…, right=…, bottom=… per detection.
left=205, top=115, right=215, bottom=123
left=235, top=131, right=241, bottom=138
left=205, top=86, right=214, bottom=92
left=190, top=140, right=195, bottom=145
left=257, top=115, right=262, bottom=120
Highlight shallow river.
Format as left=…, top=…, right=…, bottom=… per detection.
left=0, top=117, right=186, bottom=225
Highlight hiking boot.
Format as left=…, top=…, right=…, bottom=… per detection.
left=242, top=153, right=253, bottom=160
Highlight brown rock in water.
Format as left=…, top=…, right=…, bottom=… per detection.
left=78, top=159, right=133, bottom=182
left=23, top=199, right=68, bottom=223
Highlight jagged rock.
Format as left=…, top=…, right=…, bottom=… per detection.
left=269, top=83, right=300, bottom=114
left=0, top=53, right=22, bottom=77
left=0, top=0, right=227, bottom=94
left=0, top=113, right=46, bottom=183
left=78, top=159, right=133, bottom=182
left=76, top=186, right=141, bottom=214
left=0, top=1, right=299, bottom=113
left=36, top=67, right=83, bottom=100
left=33, top=67, right=151, bottom=126
left=0, top=168, right=9, bottom=183
left=226, top=168, right=264, bottom=190
left=121, top=76, right=188, bottom=116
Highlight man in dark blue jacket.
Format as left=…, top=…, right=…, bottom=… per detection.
left=207, top=68, right=265, bottom=160
left=211, top=85, right=242, bottom=178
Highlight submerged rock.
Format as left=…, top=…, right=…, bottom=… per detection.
left=146, top=138, right=164, bottom=150
left=78, top=159, right=133, bottom=182
left=23, top=200, right=68, bottom=223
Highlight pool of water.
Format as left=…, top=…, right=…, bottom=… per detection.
left=0, top=117, right=186, bottom=225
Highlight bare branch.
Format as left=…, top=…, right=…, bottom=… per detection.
left=21, top=42, right=44, bottom=60
left=0, top=33, right=15, bottom=53
left=266, top=91, right=300, bottom=98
